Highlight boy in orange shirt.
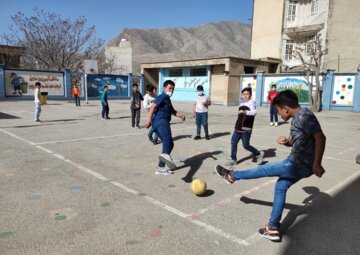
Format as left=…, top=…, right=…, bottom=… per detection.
left=72, top=84, right=81, bottom=107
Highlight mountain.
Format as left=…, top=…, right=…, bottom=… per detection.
left=108, top=21, right=251, bottom=74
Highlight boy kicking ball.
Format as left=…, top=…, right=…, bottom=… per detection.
left=216, top=90, right=326, bottom=241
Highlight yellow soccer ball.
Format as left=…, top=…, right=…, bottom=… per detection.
left=191, top=179, right=207, bottom=196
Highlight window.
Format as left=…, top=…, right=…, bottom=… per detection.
left=285, top=40, right=294, bottom=60
left=169, top=68, right=183, bottom=77
left=305, top=35, right=316, bottom=55
left=287, top=2, right=297, bottom=22
left=190, top=68, right=207, bottom=76
left=311, top=0, right=319, bottom=15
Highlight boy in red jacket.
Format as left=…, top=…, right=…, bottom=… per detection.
left=268, top=84, right=280, bottom=126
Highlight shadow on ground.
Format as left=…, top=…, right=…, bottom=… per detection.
left=175, top=150, right=223, bottom=183
left=239, top=177, right=360, bottom=254
left=0, top=112, right=21, bottom=119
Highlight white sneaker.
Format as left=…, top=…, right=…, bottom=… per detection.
left=275, top=122, right=278, bottom=127
left=270, top=122, right=274, bottom=126
left=225, top=159, right=237, bottom=166
left=257, top=151, right=265, bottom=165
left=155, top=166, right=173, bottom=175
left=158, top=153, right=177, bottom=169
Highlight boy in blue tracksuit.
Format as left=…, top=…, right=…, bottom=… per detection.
left=145, top=80, right=186, bottom=175
left=101, top=85, right=110, bottom=119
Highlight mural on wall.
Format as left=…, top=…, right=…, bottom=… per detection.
left=263, top=76, right=322, bottom=103
left=161, top=76, right=209, bottom=101
left=331, top=75, right=355, bottom=106
left=4, top=70, right=64, bottom=96
left=241, top=76, right=257, bottom=101
left=87, top=74, right=128, bottom=97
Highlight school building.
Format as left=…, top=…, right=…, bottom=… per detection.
left=141, top=56, right=280, bottom=105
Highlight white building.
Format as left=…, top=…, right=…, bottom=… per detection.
left=105, top=39, right=132, bottom=75
left=251, top=0, right=360, bottom=72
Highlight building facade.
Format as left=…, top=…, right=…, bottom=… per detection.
left=251, top=0, right=360, bottom=72
left=141, top=57, right=279, bottom=105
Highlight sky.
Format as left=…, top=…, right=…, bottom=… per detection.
left=0, top=0, right=254, bottom=43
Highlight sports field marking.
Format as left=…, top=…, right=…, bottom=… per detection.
left=33, top=126, right=193, bottom=145
left=189, top=179, right=277, bottom=218
left=0, top=128, right=251, bottom=247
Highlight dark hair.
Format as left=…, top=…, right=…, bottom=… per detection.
left=241, top=87, right=252, bottom=97
left=196, top=85, right=204, bottom=91
left=10, top=72, right=16, bottom=77
left=133, top=83, right=138, bottom=87
left=103, top=85, right=108, bottom=89
left=146, top=84, right=153, bottom=92
left=163, top=80, right=175, bottom=87
left=272, top=90, right=300, bottom=108
left=271, top=84, right=277, bottom=88
left=35, top=82, right=41, bottom=86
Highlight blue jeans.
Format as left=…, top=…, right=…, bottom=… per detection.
left=34, top=103, right=41, bottom=121
left=101, top=103, right=109, bottom=118
left=270, top=104, right=278, bottom=122
left=231, top=157, right=313, bottom=228
left=74, top=95, right=80, bottom=106
left=230, top=131, right=260, bottom=161
left=153, top=120, right=173, bottom=167
left=148, top=126, right=159, bottom=142
left=195, top=112, right=209, bottom=136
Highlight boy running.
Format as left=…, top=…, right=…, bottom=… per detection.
left=145, top=80, right=186, bottom=175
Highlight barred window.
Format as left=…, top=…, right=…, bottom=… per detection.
left=285, top=40, right=294, bottom=60
left=169, top=68, right=183, bottom=77
left=190, top=68, right=207, bottom=76
left=311, top=0, right=319, bottom=15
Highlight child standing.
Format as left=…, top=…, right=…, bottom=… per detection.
left=226, top=87, right=264, bottom=166
left=192, top=85, right=211, bottom=140
left=130, top=83, right=144, bottom=128
left=268, top=84, right=279, bottom=126
left=11, top=73, right=23, bottom=95
left=216, top=90, right=326, bottom=241
left=145, top=80, right=186, bottom=175
left=143, top=84, right=159, bottom=144
left=34, top=82, right=42, bottom=122
left=101, top=85, right=110, bottom=119
left=72, top=84, right=81, bottom=107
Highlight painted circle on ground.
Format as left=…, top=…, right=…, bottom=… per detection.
left=347, top=77, right=352, bottom=82
left=100, top=202, right=111, bottom=207
left=332, top=100, right=337, bottom=104
left=336, top=91, right=340, bottom=95
left=55, top=215, right=67, bottom=221
left=348, top=85, right=353, bottom=89
left=340, top=96, right=345, bottom=100
left=342, top=84, right=346, bottom=88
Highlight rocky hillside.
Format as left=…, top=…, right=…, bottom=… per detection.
left=108, top=21, right=251, bottom=73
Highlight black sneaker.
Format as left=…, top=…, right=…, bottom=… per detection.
left=258, top=225, right=281, bottom=242
left=205, top=135, right=210, bottom=140
left=194, top=135, right=201, bottom=140
left=215, top=165, right=234, bottom=184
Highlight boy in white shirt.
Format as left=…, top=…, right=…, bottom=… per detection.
left=192, top=85, right=211, bottom=140
left=143, top=84, right=159, bottom=144
left=225, top=87, right=264, bottom=166
left=34, top=82, right=42, bottom=122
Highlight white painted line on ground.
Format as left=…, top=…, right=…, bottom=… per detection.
left=33, top=126, right=193, bottom=145
left=189, top=179, right=277, bottom=218
left=0, top=128, right=35, bottom=146
left=0, top=128, right=251, bottom=247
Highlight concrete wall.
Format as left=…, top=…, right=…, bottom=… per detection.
left=324, top=0, right=360, bottom=72
left=105, top=40, right=132, bottom=75
left=251, top=0, right=284, bottom=59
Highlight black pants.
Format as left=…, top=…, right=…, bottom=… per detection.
left=131, top=108, right=141, bottom=127
left=102, top=103, right=109, bottom=118
left=74, top=95, right=80, bottom=106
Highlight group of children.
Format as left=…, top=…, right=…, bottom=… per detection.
left=54, top=79, right=326, bottom=242
left=143, top=80, right=326, bottom=242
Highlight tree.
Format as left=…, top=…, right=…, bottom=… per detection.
left=1, top=8, right=104, bottom=72
left=295, top=34, right=328, bottom=112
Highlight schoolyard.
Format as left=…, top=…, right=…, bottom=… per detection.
left=0, top=99, right=359, bottom=255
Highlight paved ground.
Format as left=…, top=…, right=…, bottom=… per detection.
left=0, top=99, right=359, bottom=255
